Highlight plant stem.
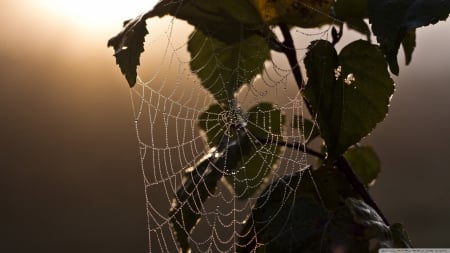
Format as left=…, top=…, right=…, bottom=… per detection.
left=279, top=24, right=305, bottom=91
left=278, top=23, right=390, bottom=226
left=255, top=137, right=324, bottom=159
left=335, top=156, right=390, bottom=225
left=278, top=23, right=314, bottom=115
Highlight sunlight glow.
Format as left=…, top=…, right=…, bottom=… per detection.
left=36, top=0, right=158, bottom=29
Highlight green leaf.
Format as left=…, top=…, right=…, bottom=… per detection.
left=344, top=146, right=381, bottom=187
left=188, top=29, right=270, bottom=104
left=249, top=0, right=334, bottom=27
left=243, top=171, right=369, bottom=252
left=242, top=169, right=412, bottom=252
left=298, top=168, right=356, bottom=210
left=303, top=40, right=394, bottom=161
left=107, top=15, right=148, bottom=87
left=335, top=0, right=368, bottom=20
left=241, top=172, right=326, bottom=252
left=169, top=135, right=242, bottom=253
left=401, top=30, right=416, bottom=65
left=151, top=0, right=264, bottom=42
left=257, top=196, right=329, bottom=253
left=367, top=0, right=450, bottom=74
left=291, top=116, right=320, bottom=142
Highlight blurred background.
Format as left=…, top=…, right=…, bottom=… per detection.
left=1, top=1, right=449, bottom=252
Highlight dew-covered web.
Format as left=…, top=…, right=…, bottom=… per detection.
left=128, top=2, right=348, bottom=252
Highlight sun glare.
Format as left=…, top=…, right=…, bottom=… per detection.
left=36, top=0, right=158, bottom=30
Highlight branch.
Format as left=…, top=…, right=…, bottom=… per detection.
left=255, top=137, right=324, bottom=159
left=335, top=156, right=390, bottom=225
left=278, top=23, right=314, bottom=115
left=279, top=24, right=305, bottom=91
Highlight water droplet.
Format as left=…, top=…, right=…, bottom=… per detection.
left=334, top=65, right=342, bottom=80
left=344, top=73, right=355, bottom=85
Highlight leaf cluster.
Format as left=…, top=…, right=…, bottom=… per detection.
left=108, top=0, right=449, bottom=252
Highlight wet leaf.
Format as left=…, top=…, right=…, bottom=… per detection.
left=188, top=29, right=270, bottom=104
left=303, top=40, right=394, bottom=161
left=107, top=15, right=148, bottom=87
left=367, top=0, right=450, bottom=74
left=344, top=146, right=381, bottom=187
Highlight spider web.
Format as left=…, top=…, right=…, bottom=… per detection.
left=127, top=2, right=350, bottom=252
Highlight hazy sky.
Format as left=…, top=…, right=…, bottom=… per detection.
left=1, top=1, right=450, bottom=252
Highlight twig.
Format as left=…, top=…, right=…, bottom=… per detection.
left=334, top=156, right=390, bottom=225
left=255, top=137, right=324, bottom=159
left=279, top=24, right=305, bottom=91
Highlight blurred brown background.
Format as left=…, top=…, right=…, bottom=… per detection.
left=1, top=1, right=450, bottom=252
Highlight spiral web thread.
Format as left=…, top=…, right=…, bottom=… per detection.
left=127, top=2, right=351, bottom=252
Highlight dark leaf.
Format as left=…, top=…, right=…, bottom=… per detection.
left=188, top=29, right=270, bottom=104
left=402, top=30, right=416, bottom=65
left=249, top=0, right=334, bottom=27
left=346, top=19, right=372, bottom=41
left=367, top=0, right=450, bottom=74
left=107, top=15, right=148, bottom=86
left=334, top=0, right=371, bottom=40
left=344, top=146, right=381, bottom=187
left=150, top=0, right=264, bottom=42
left=244, top=171, right=372, bottom=252
left=335, top=0, right=368, bottom=20
left=244, top=172, right=326, bottom=252
left=303, top=40, right=394, bottom=161
left=298, top=168, right=356, bottom=210
left=169, top=135, right=242, bottom=253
